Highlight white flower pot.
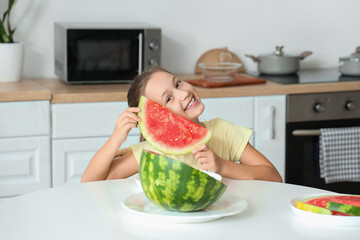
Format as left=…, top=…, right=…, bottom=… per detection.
left=0, top=42, right=24, bottom=82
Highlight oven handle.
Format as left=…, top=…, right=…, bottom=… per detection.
left=292, top=129, right=321, bottom=136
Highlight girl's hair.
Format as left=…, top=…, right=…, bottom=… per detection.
left=127, top=65, right=172, bottom=107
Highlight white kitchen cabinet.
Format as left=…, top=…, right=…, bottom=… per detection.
left=200, top=96, right=255, bottom=144
left=0, top=101, right=51, bottom=197
left=51, top=101, right=141, bottom=186
left=52, top=101, right=140, bottom=139
left=0, top=136, right=51, bottom=197
left=52, top=135, right=139, bottom=186
left=0, top=101, right=50, bottom=138
left=254, top=95, right=286, bottom=180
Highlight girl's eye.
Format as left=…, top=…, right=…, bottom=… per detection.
left=166, top=96, right=173, bottom=102
left=175, top=80, right=182, bottom=88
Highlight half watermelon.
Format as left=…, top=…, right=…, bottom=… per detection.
left=139, top=150, right=227, bottom=212
left=138, top=96, right=212, bottom=155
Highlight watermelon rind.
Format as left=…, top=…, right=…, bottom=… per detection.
left=295, top=201, right=332, bottom=215
left=138, top=96, right=212, bottom=155
left=139, top=150, right=227, bottom=212
left=326, top=201, right=360, bottom=216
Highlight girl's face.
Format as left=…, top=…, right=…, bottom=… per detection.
left=143, top=71, right=205, bottom=124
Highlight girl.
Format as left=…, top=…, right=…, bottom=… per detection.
left=81, top=66, right=282, bottom=183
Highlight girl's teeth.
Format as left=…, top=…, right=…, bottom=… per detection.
left=186, top=98, right=195, bottom=110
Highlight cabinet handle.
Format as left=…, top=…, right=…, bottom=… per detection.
left=138, top=33, right=143, bottom=74
left=269, top=106, right=275, bottom=139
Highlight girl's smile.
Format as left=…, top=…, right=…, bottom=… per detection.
left=184, top=96, right=196, bottom=111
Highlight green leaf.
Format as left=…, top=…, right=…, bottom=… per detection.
left=0, top=19, right=10, bottom=43
left=0, top=0, right=17, bottom=43
left=8, top=26, right=15, bottom=42
left=8, top=0, right=16, bottom=11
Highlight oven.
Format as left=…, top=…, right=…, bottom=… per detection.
left=285, top=91, right=360, bottom=194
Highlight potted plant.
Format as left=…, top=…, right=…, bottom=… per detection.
left=0, top=0, right=24, bottom=82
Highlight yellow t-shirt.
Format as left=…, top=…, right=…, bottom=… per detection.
left=130, top=118, right=252, bottom=170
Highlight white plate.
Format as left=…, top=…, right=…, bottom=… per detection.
left=290, top=194, right=360, bottom=227
left=122, top=192, right=247, bottom=223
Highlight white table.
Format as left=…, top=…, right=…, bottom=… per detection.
left=0, top=177, right=359, bottom=240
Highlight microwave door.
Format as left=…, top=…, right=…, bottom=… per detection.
left=67, top=29, right=143, bottom=83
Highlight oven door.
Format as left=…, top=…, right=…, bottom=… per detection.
left=67, top=29, right=143, bottom=83
left=286, top=119, right=360, bottom=194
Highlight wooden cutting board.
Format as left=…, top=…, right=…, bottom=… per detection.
left=185, top=74, right=266, bottom=88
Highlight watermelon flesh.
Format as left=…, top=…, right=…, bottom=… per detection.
left=139, top=150, right=227, bottom=212
left=138, top=96, right=212, bottom=155
left=305, top=195, right=360, bottom=208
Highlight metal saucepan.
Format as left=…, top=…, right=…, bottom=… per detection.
left=339, top=46, right=360, bottom=76
left=245, top=46, right=312, bottom=75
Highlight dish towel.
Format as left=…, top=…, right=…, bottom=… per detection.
left=319, top=127, right=360, bottom=184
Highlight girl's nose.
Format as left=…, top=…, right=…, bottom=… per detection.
left=176, top=89, right=189, bottom=101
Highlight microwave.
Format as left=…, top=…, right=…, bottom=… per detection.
left=54, top=22, right=161, bottom=84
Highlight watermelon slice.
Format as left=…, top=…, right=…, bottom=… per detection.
left=295, top=201, right=332, bottom=215
left=326, top=202, right=360, bottom=216
left=294, top=195, right=360, bottom=216
left=305, top=195, right=360, bottom=208
left=138, top=96, right=212, bottom=155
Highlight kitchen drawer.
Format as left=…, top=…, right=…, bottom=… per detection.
left=0, top=136, right=51, bottom=197
left=0, top=101, right=50, bottom=137
left=52, top=101, right=140, bottom=139
left=52, top=135, right=140, bottom=186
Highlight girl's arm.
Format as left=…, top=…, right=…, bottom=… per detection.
left=81, top=107, right=140, bottom=183
left=224, top=143, right=282, bottom=182
left=193, top=143, right=282, bottom=182
left=106, top=151, right=139, bottom=180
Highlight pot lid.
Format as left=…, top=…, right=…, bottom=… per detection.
left=261, top=46, right=298, bottom=58
left=340, top=46, right=360, bottom=61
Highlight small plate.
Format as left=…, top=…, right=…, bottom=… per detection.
left=122, top=192, right=247, bottom=223
left=290, top=194, right=360, bottom=227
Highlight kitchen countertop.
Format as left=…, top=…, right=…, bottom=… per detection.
left=0, top=79, right=51, bottom=102
left=1, top=75, right=360, bottom=103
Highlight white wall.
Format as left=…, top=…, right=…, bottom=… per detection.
left=6, top=0, right=360, bottom=78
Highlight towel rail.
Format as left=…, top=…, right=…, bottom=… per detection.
left=292, top=129, right=321, bottom=136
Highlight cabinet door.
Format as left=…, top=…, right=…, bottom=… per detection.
left=52, top=135, right=140, bottom=186
left=52, top=101, right=140, bottom=139
left=0, top=136, right=51, bottom=197
left=254, top=95, right=286, bottom=180
left=200, top=97, right=254, bottom=129
left=200, top=97, right=254, bottom=144
left=0, top=101, right=50, bottom=138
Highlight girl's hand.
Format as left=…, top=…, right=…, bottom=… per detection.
left=192, top=144, right=224, bottom=173
left=114, top=107, right=141, bottom=144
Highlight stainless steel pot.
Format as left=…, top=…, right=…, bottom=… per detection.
left=245, top=46, right=312, bottom=75
left=339, top=47, right=360, bottom=76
